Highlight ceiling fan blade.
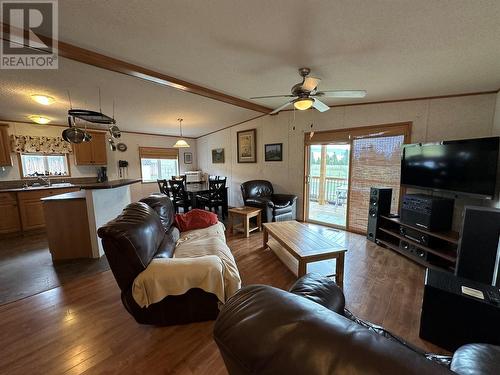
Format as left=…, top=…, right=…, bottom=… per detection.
left=302, top=77, right=321, bottom=92
left=270, top=100, right=294, bottom=115
left=250, top=94, right=294, bottom=99
left=312, top=98, right=330, bottom=112
left=316, top=90, right=367, bottom=98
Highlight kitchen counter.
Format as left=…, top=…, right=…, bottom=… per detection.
left=0, top=179, right=141, bottom=193
left=41, top=190, right=86, bottom=201
left=0, top=183, right=76, bottom=193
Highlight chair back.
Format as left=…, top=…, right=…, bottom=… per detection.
left=157, top=179, right=171, bottom=197
left=171, top=175, right=186, bottom=185
left=169, top=179, right=187, bottom=201
left=208, top=178, right=226, bottom=202
left=241, top=180, right=274, bottom=200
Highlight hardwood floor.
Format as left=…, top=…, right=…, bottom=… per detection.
left=0, top=225, right=447, bottom=374
left=0, top=233, right=109, bottom=305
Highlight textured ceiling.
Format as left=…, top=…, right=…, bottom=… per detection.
left=0, top=58, right=259, bottom=137
left=2, top=1, right=500, bottom=136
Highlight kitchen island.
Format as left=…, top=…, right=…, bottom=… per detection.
left=42, top=179, right=140, bottom=260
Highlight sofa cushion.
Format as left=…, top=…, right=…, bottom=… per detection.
left=175, top=209, right=219, bottom=232
left=451, top=343, right=500, bottom=375
left=154, top=226, right=180, bottom=259
left=140, top=193, right=175, bottom=231
left=271, top=194, right=296, bottom=208
left=245, top=197, right=273, bottom=207
left=241, top=180, right=274, bottom=199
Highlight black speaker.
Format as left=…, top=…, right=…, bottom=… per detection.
left=455, top=206, right=500, bottom=286
left=366, top=187, right=392, bottom=242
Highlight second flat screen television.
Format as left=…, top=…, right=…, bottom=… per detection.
left=401, top=137, right=499, bottom=198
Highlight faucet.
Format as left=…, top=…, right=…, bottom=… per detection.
left=36, top=176, right=51, bottom=186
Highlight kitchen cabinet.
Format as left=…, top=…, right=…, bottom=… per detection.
left=0, top=124, right=12, bottom=166
left=17, top=187, right=79, bottom=231
left=73, top=131, right=107, bottom=165
left=0, top=193, right=20, bottom=234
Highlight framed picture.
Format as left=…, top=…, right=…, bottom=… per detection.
left=265, top=143, right=283, bottom=161
left=183, top=152, right=193, bottom=164
left=211, top=148, right=225, bottom=163
left=237, top=129, right=257, bottom=163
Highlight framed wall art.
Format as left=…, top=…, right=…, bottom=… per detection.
left=237, top=129, right=257, bottom=163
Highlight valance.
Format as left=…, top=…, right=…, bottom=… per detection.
left=10, top=135, right=73, bottom=154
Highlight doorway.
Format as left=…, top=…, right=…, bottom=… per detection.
left=306, top=144, right=350, bottom=228
left=304, top=122, right=411, bottom=233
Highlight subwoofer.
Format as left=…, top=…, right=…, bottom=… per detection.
left=366, top=187, right=392, bottom=242
left=455, top=206, right=500, bottom=286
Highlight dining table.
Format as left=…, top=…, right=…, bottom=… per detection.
left=185, top=182, right=228, bottom=216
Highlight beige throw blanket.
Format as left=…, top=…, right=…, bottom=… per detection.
left=132, top=222, right=241, bottom=308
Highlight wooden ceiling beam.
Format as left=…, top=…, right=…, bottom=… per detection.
left=1, top=23, right=272, bottom=114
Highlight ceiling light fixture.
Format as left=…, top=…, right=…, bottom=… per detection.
left=31, top=94, right=55, bottom=105
left=28, top=115, right=51, bottom=124
left=293, top=98, right=314, bottom=111
left=173, top=118, right=190, bottom=148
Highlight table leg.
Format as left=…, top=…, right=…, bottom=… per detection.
left=336, top=253, right=345, bottom=289
left=244, top=216, right=250, bottom=238
left=298, top=261, right=307, bottom=277
left=190, top=193, right=196, bottom=210
left=228, top=212, right=234, bottom=234
left=257, top=212, right=262, bottom=232
left=263, top=227, right=268, bottom=248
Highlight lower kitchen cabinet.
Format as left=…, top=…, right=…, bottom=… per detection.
left=0, top=193, right=21, bottom=234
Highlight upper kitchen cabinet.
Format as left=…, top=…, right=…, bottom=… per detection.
left=73, top=130, right=107, bottom=165
left=0, top=124, right=12, bottom=166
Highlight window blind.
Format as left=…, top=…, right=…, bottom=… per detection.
left=139, top=147, right=178, bottom=159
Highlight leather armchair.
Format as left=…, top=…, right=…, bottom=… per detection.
left=240, top=180, right=297, bottom=222
left=97, top=194, right=219, bottom=326
left=214, top=273, right=500, bottom=375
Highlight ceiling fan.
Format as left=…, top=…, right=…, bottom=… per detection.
left=251, top=68, right=367, bottom=115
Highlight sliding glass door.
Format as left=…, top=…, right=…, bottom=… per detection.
left=304, top=123, right=411, bottom=234
left=306, top=144, right=350, bottom=228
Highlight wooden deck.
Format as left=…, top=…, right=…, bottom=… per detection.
left=0, top=225, right=447, bottom=374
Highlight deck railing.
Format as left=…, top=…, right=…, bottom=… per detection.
left=309, top=176, right=348, bottom=205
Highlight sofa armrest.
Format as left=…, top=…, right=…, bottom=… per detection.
left=271, top=193, right=298, bottom=206
left=451, top=344, right=500, bottom=375
left=289, top=273, right=345, bottom=315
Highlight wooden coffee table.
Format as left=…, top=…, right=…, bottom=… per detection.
left=263, top=221, right=347, bottom=288
left=228, top=206, right=262, bottom=238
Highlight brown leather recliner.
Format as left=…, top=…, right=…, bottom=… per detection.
left=214, top=273, right=500, bottom=375
left=97, top=194, right=219, bottom=325
left=240, top=180, right=297, bottom=222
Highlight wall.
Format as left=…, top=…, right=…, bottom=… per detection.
left=197, top=93, right=499, bottom=225
left=0, top=121, right=197, bottom=201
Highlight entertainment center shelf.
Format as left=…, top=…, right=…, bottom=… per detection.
left=377, top=215, right=459, bottom=272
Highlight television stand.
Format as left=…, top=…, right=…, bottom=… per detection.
left=376, top=215, right=458, bottom=272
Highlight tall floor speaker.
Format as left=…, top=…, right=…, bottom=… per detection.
left=366, top=187, right=392, bottom=242
left=455, top=206, right=500, bottom=286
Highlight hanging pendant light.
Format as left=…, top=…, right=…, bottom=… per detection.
left=173, top=118, right=190, bottom=148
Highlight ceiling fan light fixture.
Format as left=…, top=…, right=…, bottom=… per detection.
left=31, top=94, right=55, bottom=105
left=28, top=115, right=51, bottom=124
left=293, top=98, right=314, bottom=111
left=173, top=118, right=190, bottom=148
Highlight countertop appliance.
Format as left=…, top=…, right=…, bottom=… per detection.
left=185, top=171, right=202, bottom=183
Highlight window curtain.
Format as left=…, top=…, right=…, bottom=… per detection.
left=10, top=135, right=72, bottom=154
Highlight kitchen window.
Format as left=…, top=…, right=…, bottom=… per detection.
left=20, top=153, right=70, bottom=177
left=139, top=147, right=179, bottom=183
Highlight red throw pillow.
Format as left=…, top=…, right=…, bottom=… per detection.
left=174, top=209, right=218, bottom=232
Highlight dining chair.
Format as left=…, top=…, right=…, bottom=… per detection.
left=197, top=178, right=227, bottom=219
left=169, top=179, right=191, bottom=213
left=157, top=179, right=172, bottom=198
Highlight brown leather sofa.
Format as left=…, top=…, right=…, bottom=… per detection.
left=214, top=273, right=500, bottom=374
left=240, top=180, right=297, bottom=222
left=97, top=194, right=219, bottom=325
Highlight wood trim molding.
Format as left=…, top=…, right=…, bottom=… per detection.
left=0, top=23, right=272, bottom=114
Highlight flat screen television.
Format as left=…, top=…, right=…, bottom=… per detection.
left=401, top=136, right=499, bottom=198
